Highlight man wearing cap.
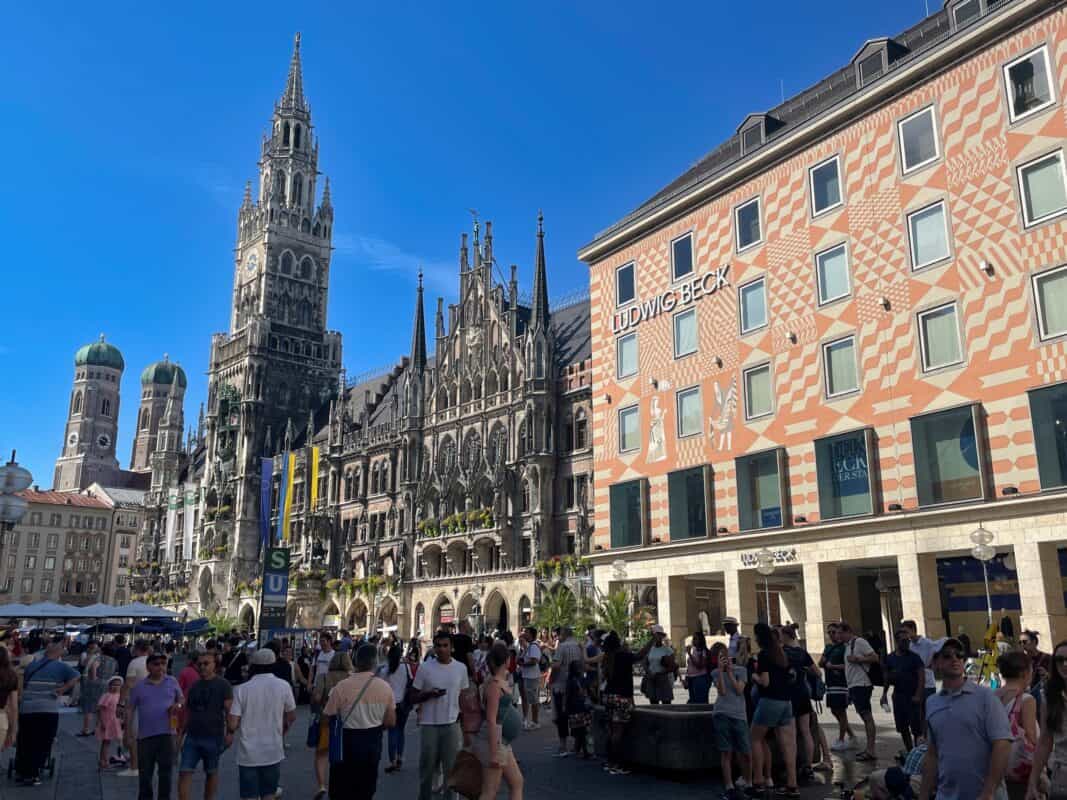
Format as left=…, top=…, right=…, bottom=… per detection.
left=228, top=648, right=297, bottom=800
left=919, top=637, right=1011, bottom=800
left=723, top=617, right=741, bottom=660
left=644, top=625, right=677, bottom=705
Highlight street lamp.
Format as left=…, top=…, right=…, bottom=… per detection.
left=0, top=452, right=32, bottom=592
left=755, top=547, right=775, bottom=623
left=970, top=524, right=996, bottom=626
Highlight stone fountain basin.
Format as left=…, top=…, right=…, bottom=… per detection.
left=592, top=703, right=718, bottom=771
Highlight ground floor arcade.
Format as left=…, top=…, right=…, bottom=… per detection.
left=591, top=494, right=1067, bottom=652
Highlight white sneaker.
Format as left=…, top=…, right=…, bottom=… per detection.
left=735, top=777, right=750, bottom=790
left=830, top=739, right=849, bottom=752
left=117, top=769, right=139, bottom=777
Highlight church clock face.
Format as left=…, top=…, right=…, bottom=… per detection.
left=67, top=432, right=78, bottom=447
left=97, top=434, right=111, bottom=449
left=245, top=253, right=258, bottom=275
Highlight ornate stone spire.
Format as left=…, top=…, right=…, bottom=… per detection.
left=410, top=269, right=427, bottom=372
left=280, top=33, right=306, bottom=111
left=530, top=211, right=550, bottom=331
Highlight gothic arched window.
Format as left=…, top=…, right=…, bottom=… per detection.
left=292, top=173, right=303, bottom=206
left=300, top=257, right=314, bottom=279
left=575, top=408, right=588, bottom=450
left=101, top=398, right=111, bottom=417
left=72, top=391, right=82, bottom=415
left=139, top=409, right=149, bottom=430
left=282, top=122, right=291, bottom=146
left=534, top=340, right=545, bottom=379
left=344, top=472, right=353, bottom=501
left=521, top=480, right=530, bottom=513
left=293, top=124, right=302, bottom=149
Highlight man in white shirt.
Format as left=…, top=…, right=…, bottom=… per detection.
left=227, top=649, right=296, bottom=800
left=411, top=632, right=469, bottom=800
left=723, top=616, right=742, bottom=659
left=900, top=619, right=946, bottom=726
left=842, top=622, right=879, bottom=762
left=312, top=632, right=335, bottom=687
left=119, top=640, right=152, bottom=777
left=519, top=627, right=542, bottom=730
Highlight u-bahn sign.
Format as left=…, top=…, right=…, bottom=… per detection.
left=258, top=547, right=290, bottom=633
left=610, top=265, right=730, bottom=335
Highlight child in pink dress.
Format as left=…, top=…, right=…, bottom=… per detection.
left=96, top=676, right=124, bottom=769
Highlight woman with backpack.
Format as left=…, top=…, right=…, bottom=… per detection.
left=378, top=644, right=414, bottom=774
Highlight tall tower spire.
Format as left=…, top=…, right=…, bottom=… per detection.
left=410, top=270, right=427, bottom=371
left=530, top=210, right=550, bottom=331
left=280, top=32, right=306, bottom=111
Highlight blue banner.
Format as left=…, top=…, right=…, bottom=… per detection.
left=259, top=458, right=273, bottom=554
left=274, top=453, right=289, bottom=546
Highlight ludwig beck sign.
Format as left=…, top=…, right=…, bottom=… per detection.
left=611, top=265, right=730, bottom=335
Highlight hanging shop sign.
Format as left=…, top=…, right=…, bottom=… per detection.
left=611, top=265, right=730, bottom=334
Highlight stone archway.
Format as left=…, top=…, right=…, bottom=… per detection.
left=483, top=590, right=509, bottom=636
left=457, top=592, right=477, bottom=622
left=518, top=595, right=533, bottom=628
left=347, top=598, right=369, bottom=633
left=432, top=593, right=455, bottom=631
left=377, top=597, right=399, bottom=634
left=322, top=601, right=341, bottom=628
left=238, top=603, right=256, bottom=634
left=413, top=603, right=426, bottom=638
left=198, top=566, right=215, bottom=612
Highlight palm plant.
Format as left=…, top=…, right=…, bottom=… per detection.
left=596, top=590, right=632, bottom=638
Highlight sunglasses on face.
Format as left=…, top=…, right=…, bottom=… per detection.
left=939, top=649, right=965, bottom=661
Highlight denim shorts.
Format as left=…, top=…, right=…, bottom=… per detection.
left=752, top=697, right=793, bottom=728
left=179, top=735, right=223, bottom=774
left=238, top=763, right=281, bottom=799
left=523, top=678, right=540, bottom=705
left=713, top=714, right=751, bottom=754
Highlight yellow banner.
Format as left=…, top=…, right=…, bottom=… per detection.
left=310, top=446, right=320, bottom=509
left=282, top=453, right=296, bottom=542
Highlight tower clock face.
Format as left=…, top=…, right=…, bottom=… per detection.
left=97, top=434, right=112, bottom=449
left=67, top=433, right=79, bottom=446
left=246, top=253, right=258, bottom=274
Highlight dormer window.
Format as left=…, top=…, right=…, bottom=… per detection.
left=851, top=38, right=908, bottom=89
left=737, top=114, right=782, bottom=156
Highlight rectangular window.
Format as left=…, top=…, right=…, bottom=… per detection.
left=24, top=556, right=36, bottom=570
left=739, top=277, right=768, bottom=334
left=735, top=197, right=762, bottom=251
left=118, top=555, right=128, bottom=568
left=44, top=556, right=55, bottom=570
left=815, top=429, right=875, bottom=519
left=46, top=534, right=57, bottom=549
left=676, top=386, right=703, bottom=438
left=6, top=556, right=14, bottom=569
left=743, top=363, right=773, bottom=419
left=907, top=201, right=951, bottom=269
left=121, top=535, right=131, bottom=550
left=810, top=156, right=843, bottom=216
left=1029, top=382, right=1067, bottom=489
left=898, top=106, right=939, bottom=173
left=565, top=477, right=575, bottom=510
left=672, top=233, right=694, bottom=281
left=1034, top=265, right=1067, bottom=340
left=616, top=333, right=638, bottom=378
left=824, top=336, right=859, bottom=397
left=737, top=449, right=785, bottom=531
left=609, top=480, right=644, bottom=548
left=911, top=405, right=985, bottom=506
left=70, top=515, right=79, bottom=528
left=49, top=513, right=60, bottom=526
left=673, top=309, right=698, bottom=358
left=1005, top=46, right=1055, bottom=122
left=816, top=243, right=851, bottom=304
left=919, top=303, right=964, bottom=371
left=741, top=124, right=763, bottom=155
left=21, top=578, right=33, bottom=594
left=668, top=467, right=708, bottom=540
left=858, top=52, right=884, bottom=87
left=28, top=533, right=39, bottom=548
left=117, top=575, right=127, bottom=587
left=41, top=579, right=53, bottom=595
left=953, top=0, right=981, bottom=26
left=619, top=405, right=640, bottom=453
left=616, top=262, right=636, bottom=306
left=1019, top=151, right=1067, bottom=226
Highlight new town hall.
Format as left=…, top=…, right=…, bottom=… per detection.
left=50, top=36, right=593, bottom=637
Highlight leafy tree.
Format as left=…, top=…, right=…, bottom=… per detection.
left=207, top=610, right=240, bottom=636
left=533, top=586, right=594, bottom=632
left=595, top=590, right=632, bottom=638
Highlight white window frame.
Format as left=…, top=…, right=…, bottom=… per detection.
left=897, top=106, right=941, bottom=174
left=618, top=405, right=640, bottom=453
left=917, top=301, right=965, bottom=372
left=1033, top=264, right=1067, bottom=340
left=675, top=386, right=703, bottom=438
left=822, top=335, right=860, bottom=398
left=673, top=308, right=698, bottom=358
left=671, top=231, right=695, bottom=282
left=809, top=154, right=843, bottom=217
left=615, top=262, right=636, bottom=307
left=815, top=242, right=852, bottom=305
left=743, top=362, right=774, bottom=420
left=734, top=196, right=763, bottom=252
left=1004, top=45, right=1056, bottom=124
left=1017, top=150, right=1067, bottom=228
left=906, top=199, right=952, bottom=270
left=616, top=333, right=638, bottom=379
left=739, top=276, right=769, bottom=335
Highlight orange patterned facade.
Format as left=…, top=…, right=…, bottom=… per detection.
left=579, top=0, right=1067, bottom=649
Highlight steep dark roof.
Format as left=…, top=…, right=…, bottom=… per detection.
left=583, top=2, right=992, bottom=251
left=551, top=298, right=591, bottom=368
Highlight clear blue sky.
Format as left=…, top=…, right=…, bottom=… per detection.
left=0, top=1, right=927, bottom=485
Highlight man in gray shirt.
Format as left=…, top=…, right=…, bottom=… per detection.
left=919, top=637, right=1011, bottom=800
left=549, top=627, right=584, bottom=757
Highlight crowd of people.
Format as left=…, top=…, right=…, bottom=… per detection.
left=0, top=616, right=1065, bottom=799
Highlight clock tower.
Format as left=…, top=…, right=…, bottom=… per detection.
left=53, top=335, right=124, bottom=491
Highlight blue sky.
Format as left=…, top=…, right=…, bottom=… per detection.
left=0, top=1, right=928, bottom=485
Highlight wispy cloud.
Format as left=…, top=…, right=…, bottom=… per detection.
left=332, top=233, right=455, bottom=292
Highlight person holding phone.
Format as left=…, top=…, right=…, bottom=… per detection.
left=411, top=632, right=469, bottom=800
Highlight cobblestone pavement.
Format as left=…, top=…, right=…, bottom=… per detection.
left=0, top=690, right=910, bottom=800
